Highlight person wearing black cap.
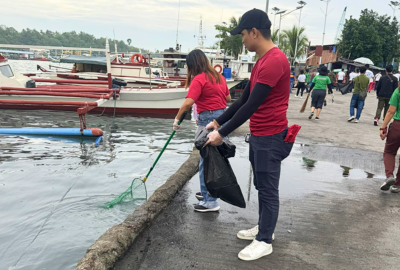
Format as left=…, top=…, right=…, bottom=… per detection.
left=203, top=8, right=294, bottom=261
left=308, top=66, right=333, bottom=120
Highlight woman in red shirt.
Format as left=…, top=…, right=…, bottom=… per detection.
left=173, top=49, right=231, bottom=212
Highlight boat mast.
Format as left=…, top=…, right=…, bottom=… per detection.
left=106, top=38, right=112, bottom=89
left=176, top=0, right=181, bottom=51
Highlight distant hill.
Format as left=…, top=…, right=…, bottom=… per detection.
left=0, top=25, right=150, bottom=54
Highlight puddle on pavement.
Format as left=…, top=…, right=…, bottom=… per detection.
left=188, top=136, right=384, bottom=203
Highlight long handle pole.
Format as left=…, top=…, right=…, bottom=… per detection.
left=293, top=8, right=302, bottom=65
left=143, top=112, right=187, bottom=182
left=320, top=0, right=330, bottom=65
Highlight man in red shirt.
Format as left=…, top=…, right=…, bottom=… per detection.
left=206, top=9, right=292, bottom=261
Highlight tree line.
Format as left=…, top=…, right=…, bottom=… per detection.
left=338, top=9, right=399, bottom=67
left=0, top=25, right=150, bottom=55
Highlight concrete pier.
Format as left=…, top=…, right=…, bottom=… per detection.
left=83, top=93, right=400, bottom=269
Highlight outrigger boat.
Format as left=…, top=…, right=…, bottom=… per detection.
left=0, top=40, right=187, bottom=116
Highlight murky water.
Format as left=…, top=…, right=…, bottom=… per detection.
left=0, top=109, right=197, bottom=270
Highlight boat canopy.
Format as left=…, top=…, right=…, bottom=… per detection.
left=60, top=55, right=114, bottom=66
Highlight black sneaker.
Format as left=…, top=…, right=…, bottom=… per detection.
left=381, top=177, right=395, bottom=191
left=308, top=112, right=314, bottom=120
left=195, top=192, right=203, bottom=201
left=315, top=117, right=320, bottom=120
left=374, top=119, right=378, bottom=126
left=194, top=204, right=220, bottom=212
left=324, top=100, right=327, bottom=106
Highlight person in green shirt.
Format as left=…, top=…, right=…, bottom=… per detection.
left=348, top=66, right=369, bottom=123
left=379, top=87, right=400, bottom=193
left=307, top=66, right=333, bottom=120
left=305, top=68, right=310, bottom=92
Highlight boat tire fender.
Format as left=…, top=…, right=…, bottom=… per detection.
left=112, top=78, right=127, bottom=87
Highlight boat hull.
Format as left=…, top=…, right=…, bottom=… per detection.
left=0, top=88, right=187, bottom=116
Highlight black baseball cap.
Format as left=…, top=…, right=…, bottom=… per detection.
left=230, top=9, right=272, bottom=35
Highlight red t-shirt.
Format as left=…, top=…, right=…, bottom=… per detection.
left=249, top=47, right=290, bottom=136
left=186, top=73, right=230, bottom=114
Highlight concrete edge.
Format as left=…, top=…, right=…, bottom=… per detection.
left=75, top=148, right=200, bottom=270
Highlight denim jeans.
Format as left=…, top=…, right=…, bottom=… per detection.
left=197, top=108, right=226, bottom=208
left=350, top=94, right=365, bottom=120
left=249, top=128, right=292, bottom=244
left=290, top=81, right=294, bottom=94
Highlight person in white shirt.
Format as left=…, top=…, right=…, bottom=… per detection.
left=365, top=64, right=375, bottom=92
left=296, top=70, right=306, bottom=98
left=349, top=71, right=357, bottom=81
left=337, top=69, right=346, bottom=83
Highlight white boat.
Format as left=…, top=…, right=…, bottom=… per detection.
left=0, top=42, right=187, bottom=116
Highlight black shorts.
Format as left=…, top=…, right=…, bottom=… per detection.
left=311, top=90, right=326, bottom=109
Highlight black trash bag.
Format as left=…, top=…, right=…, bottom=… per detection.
left=338, top=82, right=351, bottom=95
left=194, top=128, right=246, bottom=208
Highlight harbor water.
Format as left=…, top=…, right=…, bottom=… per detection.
left=0, top=109, right=197, bottom=270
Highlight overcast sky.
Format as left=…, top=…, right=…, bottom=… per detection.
left=0, top=0, right=397, bottom=53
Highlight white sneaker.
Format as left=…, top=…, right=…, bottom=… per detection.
left=237, top=225, right=275, bottom=241
left=238, top=239, right=273, bottom=261
left=355, top=119, right=359, bottom=123
left=295, top=95, right=298, bottom=97
left=348, top=116, right=355, bottom=122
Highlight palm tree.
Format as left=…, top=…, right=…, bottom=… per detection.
left=282, top=26, right=309, bottom=64
left=215, top=16, right=244, bottom=58
left=271, top=29, right=279, bottom=44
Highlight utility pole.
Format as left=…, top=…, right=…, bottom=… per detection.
left=389, top=1, right=400, bottom=65
left=266, top=0, right=269, bottom=13
left=277, top=10, right=287, bottom=47
left=272, top=7, right=280, bottom=34
left=320, top=0, right=331, bottom=65
left=277, top=7, right=302, bottom=48
left=293, top=1, right=307, bottom=65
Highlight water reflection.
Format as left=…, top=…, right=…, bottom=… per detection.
left=366, top=172, right=375, bottom=178
left=341, top=166, right=351, bottom=177
left=302, top=157, right=317, bottom=171
left=301, top=157, right=376, bottom=179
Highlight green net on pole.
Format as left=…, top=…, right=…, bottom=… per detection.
left=103, top=111, right=187, bottom=209
left=103, top=177, right=147, bottom=208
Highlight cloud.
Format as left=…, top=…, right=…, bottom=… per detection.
left=0, top=0, right=394, bottom=52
